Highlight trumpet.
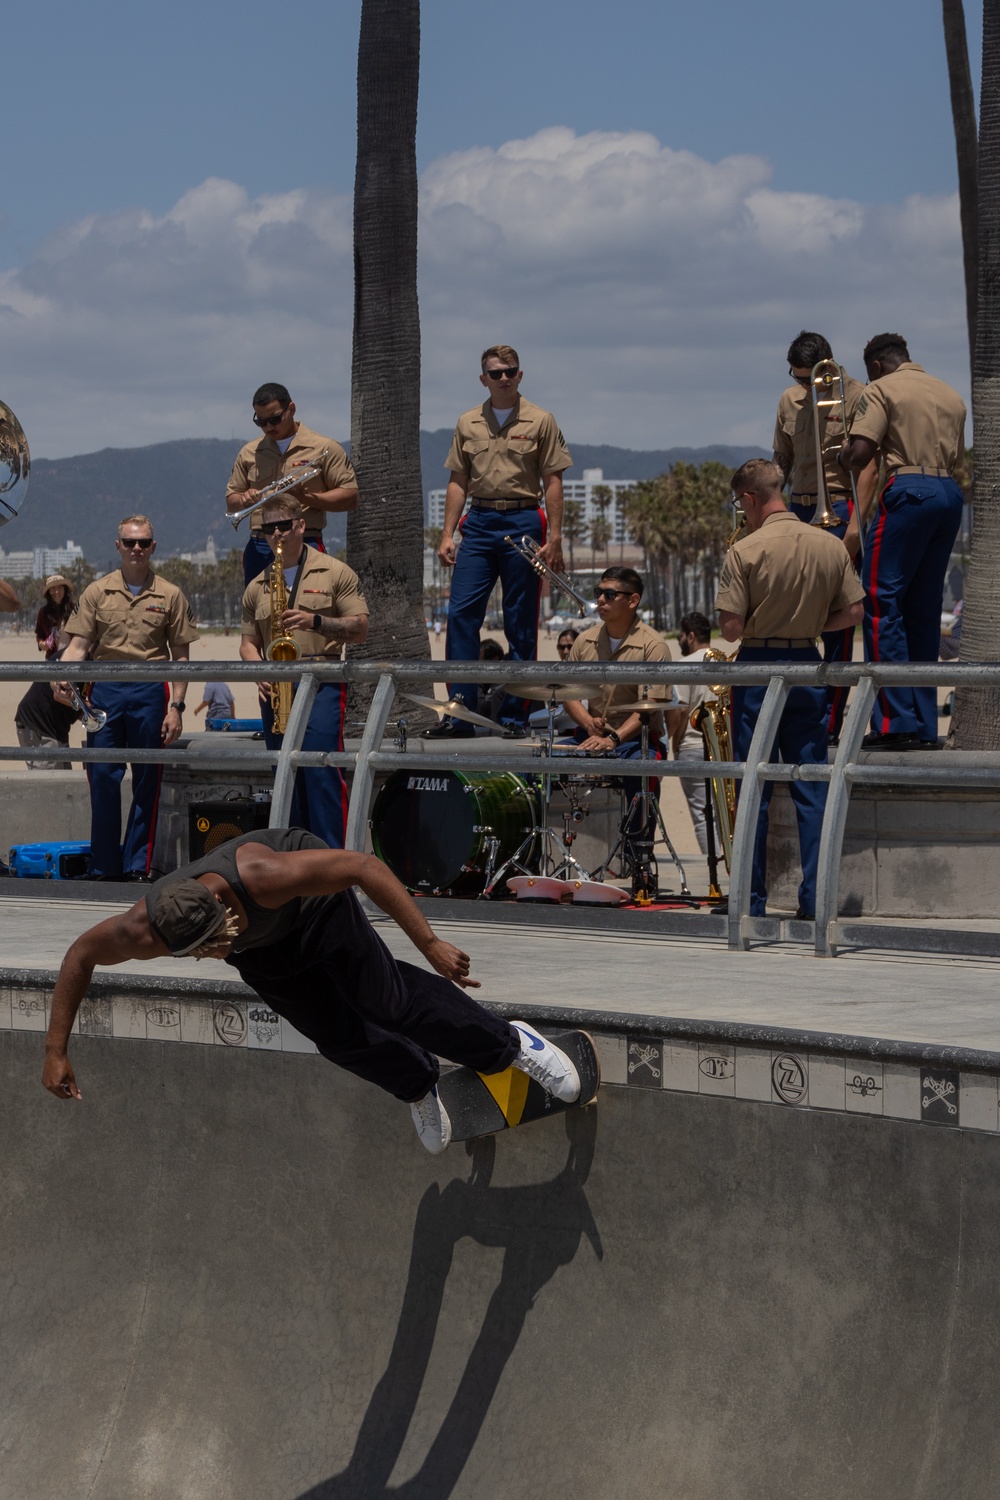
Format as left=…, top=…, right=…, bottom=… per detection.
left=503, top=534, right=597, bottom=618
left=226, top=451, right=330, bottom=530
left=62, top=682, right=108, bottom=733
left=809, top=360, right=861, bottom=552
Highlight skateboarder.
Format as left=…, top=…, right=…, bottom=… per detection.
left=41, top=828, right=580, bottom=1153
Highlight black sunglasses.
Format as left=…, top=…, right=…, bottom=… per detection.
left=485, top=367, right=519, bottom=380
left=253, top=406, right=290, bottom=429
left=120, top=537, right=154, bottom=549
left=260, top=518, right=296, bottom=536
left=594, top=586, right=630, bottom=601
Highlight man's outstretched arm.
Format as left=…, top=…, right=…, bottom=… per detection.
left=42, top=913, right=148, bottom=1099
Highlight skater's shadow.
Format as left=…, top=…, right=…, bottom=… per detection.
left=298, top=1108, right=602, bottom=1499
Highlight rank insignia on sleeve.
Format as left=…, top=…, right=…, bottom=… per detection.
left=855, top=394, right=869, bottom=417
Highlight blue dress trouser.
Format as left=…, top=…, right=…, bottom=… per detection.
left=262, top=680, right=349, bottom=848
left=731, top=645, right=828, bottom=918
left=862, top=474, right=964, bottom=739
left=790, top=496, right=857, bottom=739
left=446, top=506, right=544, bottom=723
left=86, top=680, right=169, bottom=878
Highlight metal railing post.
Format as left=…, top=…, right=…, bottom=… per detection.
left=344, top=672, right=398, bottom=853
left=727, top=676, right=788, bottom=951
left=814, top=676, right=876, bottom=957
left=268, top=672, right=318, bottom=829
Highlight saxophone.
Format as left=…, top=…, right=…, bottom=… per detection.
left=690, top=647, right=737, bottom=873
left=265, top=537, right=299, bottom=734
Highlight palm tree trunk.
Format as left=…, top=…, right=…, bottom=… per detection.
left=943, top=0, right=979, bottom=366
left=348, top=0, right=428, bottom=697
left=954, top=0, right=1000, bottom=747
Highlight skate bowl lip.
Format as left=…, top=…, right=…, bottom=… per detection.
left=5, top=962, right=1000, bottom=1076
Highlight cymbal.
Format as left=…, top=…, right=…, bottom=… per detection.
left=607, top=697, right=672, bottom=714
left=507, top=681, right=591, bottom=703
left=0, top=578, right=20, bottom=612
left=400, top=693, right=499, bottom=731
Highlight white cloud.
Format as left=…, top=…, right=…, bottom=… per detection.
left=0, top=128, right=969, bottom=461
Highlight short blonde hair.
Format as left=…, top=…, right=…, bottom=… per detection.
left=118, top=514, right=154, bottom=538
left=481, top=344, right=520, bottom=371
left=260, top=495, right=304, bottom=523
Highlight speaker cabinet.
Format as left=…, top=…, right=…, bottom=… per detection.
left=187, top=800, right=272, bottom=860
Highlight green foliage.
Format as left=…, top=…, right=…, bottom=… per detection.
left=620, top=460, right=736, bottom=628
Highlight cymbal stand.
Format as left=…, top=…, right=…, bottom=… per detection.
left=593, top=713, right=692, bottom=900
left=479, top=691, right=589, bottom=897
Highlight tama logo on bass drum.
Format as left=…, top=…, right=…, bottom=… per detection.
left=406, top=776, right=449, bottom=792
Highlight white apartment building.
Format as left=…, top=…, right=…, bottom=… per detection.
left=0, top=539, right=85, bottom=580
left=426, top=469, right=635, bottom=542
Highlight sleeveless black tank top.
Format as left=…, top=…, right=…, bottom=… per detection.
left=145, top=827, right=330, bottom=952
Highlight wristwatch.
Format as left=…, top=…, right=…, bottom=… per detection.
left=606, top=728, right=620, bottom=746
left=170, top=701, right=186, bottom=713
left=312, top=613, right=323, bottom=632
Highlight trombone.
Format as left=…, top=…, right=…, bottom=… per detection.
left=226, top=452, right=329, bottom=529
left=809, top=360, right=862, bottom=559
left=503, top=534, right=597, bottom=618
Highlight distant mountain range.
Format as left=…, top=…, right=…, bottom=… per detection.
left=6, top=433, right=768, bottom=564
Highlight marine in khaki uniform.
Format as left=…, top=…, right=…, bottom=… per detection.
left=59, top=515, right=200, bottom=880
left=716, top=459, right=865, bottom=919
left=240, top=495, right=368, bottom=848
left=839, top=332, right=967, bottom=748
left=226, top=381, right=358, bottom=587
left=772, top=330, right=878, bottom=741
left=430, top=344, right=572, bottom=737
left=563, top=565, right=677, bottom=841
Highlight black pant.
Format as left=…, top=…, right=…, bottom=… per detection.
left=229, top=890, right=518, bottom=1101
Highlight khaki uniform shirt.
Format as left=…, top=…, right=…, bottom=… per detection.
left=241, top=546, right=368, bottom=662
left=772, top=370, right=866, bottom=497
left=445, top=397, right=572, bottom=501
left=568, top=618, right=674, bottom=731
left=227, top=423, right=357, bottom=532
left=715, top=512, right=865, bottom=641
left=67, top=570, right=200, bottom=661
left=849, top=363, right=966, bottom=474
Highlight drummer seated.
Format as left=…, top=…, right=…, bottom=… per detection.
left=560, top=566, right=677, bottom=836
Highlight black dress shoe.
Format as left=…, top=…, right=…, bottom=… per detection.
left=708, top=901, right=729, bottom=916
left=501, top=725, right=527, bottom=739
left=917, top=737, right=942, bottom=749
left=794, top=907, right=815, bottom=920
left=126, top=872, right=152, bottom=882
left=420, top=719, right=474, bottom=740
left=861, top=731, right=918, bottom=751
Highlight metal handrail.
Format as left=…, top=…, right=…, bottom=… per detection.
left=3, top=656, right=999, bottom=957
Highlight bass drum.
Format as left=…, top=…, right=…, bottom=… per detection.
left=371, top=770, right=536, bottom=896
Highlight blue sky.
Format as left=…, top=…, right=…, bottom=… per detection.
left=0, top=0, right=982, bottom=459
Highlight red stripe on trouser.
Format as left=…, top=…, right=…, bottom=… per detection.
left=142, top=683, right=170, bottom=872
left=337, top=682, right=349, bottom=842
left=866, top=487, right=891, bottom=734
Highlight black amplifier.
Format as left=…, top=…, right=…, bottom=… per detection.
left=187, top=799, right=272, bottom=860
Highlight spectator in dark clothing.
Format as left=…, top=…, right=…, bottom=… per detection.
left=15, top=679, right=81, bottom=769
left=35, top=575, right=75, bottom=660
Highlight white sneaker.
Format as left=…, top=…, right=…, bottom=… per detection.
left=410, top=1086, right=452, bottom=1154
left=511, top=1022, right=580, bottom=1104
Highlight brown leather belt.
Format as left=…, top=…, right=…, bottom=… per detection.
left=469, top=497, right=538, bottom=512
left=888, top=466, right=952, bottom=478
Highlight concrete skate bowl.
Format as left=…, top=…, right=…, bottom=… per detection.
left=4, top=1025, right=1000, bottom=1500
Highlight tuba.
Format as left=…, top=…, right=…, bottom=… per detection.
left=265, top=537, right=299, bottom=734
left=0, top=400, right=30, bottom=528
left=690, top=647, right=737, bottom=874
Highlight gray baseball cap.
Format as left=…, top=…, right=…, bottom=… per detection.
left=149, top=879, right=228, bottom=957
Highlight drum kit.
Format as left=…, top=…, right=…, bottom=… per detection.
left=370, top=682, right=694, bottom=905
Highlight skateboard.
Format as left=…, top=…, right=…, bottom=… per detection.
left=437, top=1028, right=600, bottom=1144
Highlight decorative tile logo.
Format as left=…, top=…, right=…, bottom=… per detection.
left=145, top=1003, right=179, bottom=1031
left=248, top=1005, right=281, bottom=1048
left=699, top=1054, right=734, bottom=1081
left=627, top=1038, right=662, bottom=1088
left=920, top=1068, right=960, bottom=1126
left=771, top=1053, right=808, bottom=1106
left=213, top=1002, right=247, bottom=1047
left=79, top=999, right=112, bottom=1038
left=847, top=1069, right=882, bottom=1101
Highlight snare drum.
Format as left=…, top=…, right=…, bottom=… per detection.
left=370, top=770, right=536, bottom=895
